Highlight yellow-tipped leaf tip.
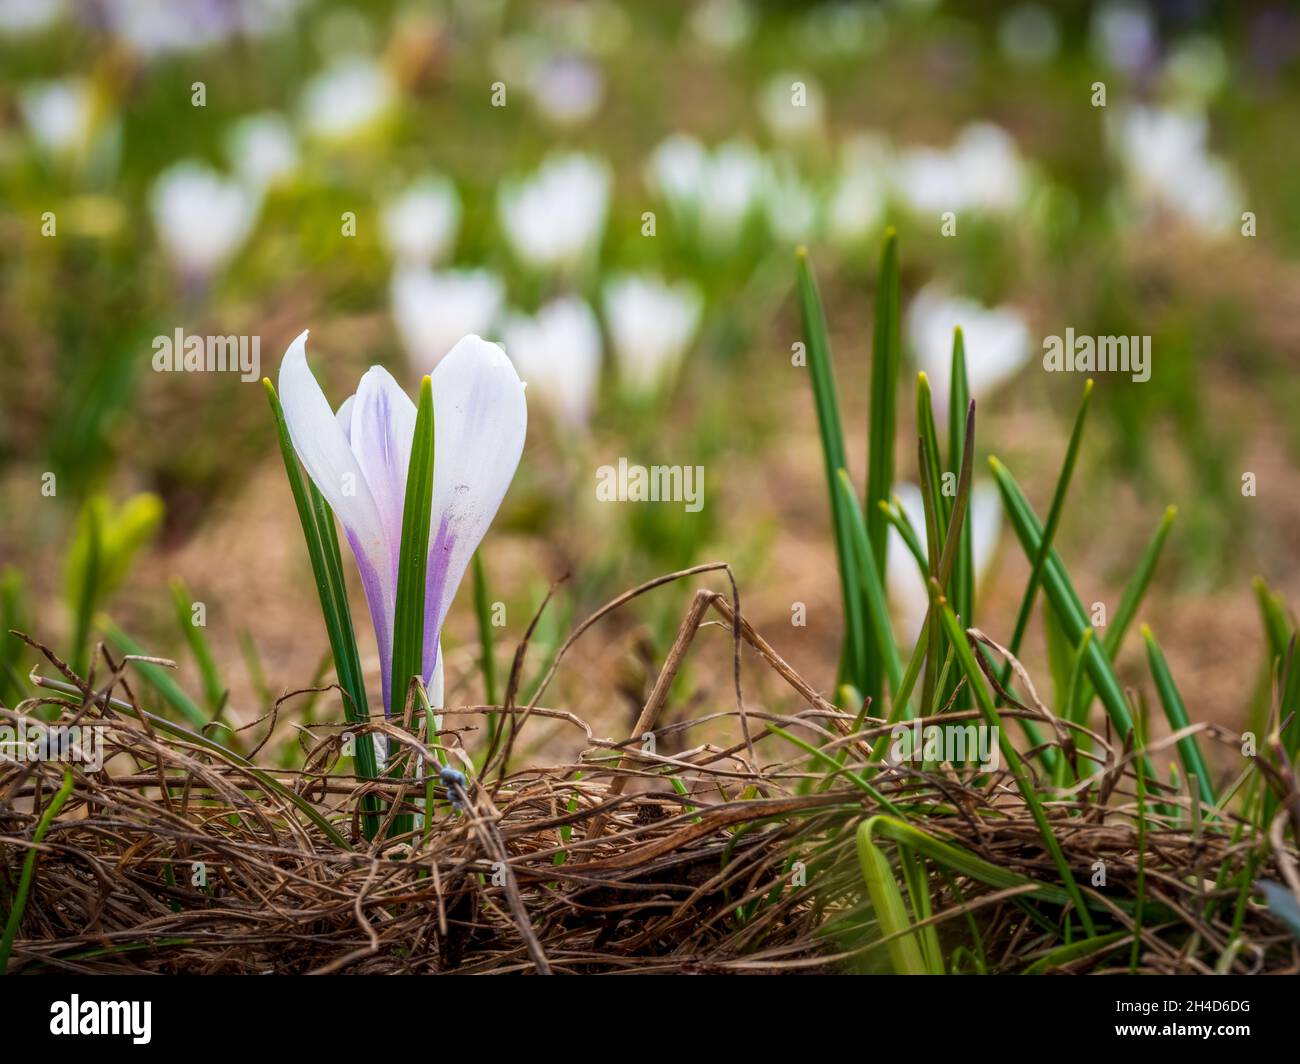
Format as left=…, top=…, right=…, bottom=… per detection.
left=1083, top=378, right=1095, bottom=395
left=1140, top=623, right=1153, bottom=639
left=1164, top=505, right=1177, bottom=520
left=795, top=244, right=808, bottom=259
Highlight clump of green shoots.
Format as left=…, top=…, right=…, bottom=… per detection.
left=798, top=232, right=1300, bottom=974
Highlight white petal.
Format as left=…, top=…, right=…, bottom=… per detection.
left=423, top=335, right=527, bottom=680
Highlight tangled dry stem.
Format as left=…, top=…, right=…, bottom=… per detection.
left=2, top=570, right=1298, bottom=974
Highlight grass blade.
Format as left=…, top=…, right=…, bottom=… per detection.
left=798, top=248, right=868, bottom=693
left=0, top=768, right=74, bottom=972
left=855, top=820, right=931, bottom=974
left=931, top=584, right=1097, bottom=936
left=998, top=379, right=1093, bottom=694
left=1142, top=625, right=1215, bottom=807
left=170, top=578, right=225, bottom=713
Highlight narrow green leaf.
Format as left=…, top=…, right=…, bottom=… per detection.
left=989, top=456, right=1142, bottom=749
left=798, top=248, right=868, bottom=693
left=99, top=617, right=209, bottom=729
left=998, top=379, right=1093, bottom=694
left=0, top=769, right=74, bottom=972
left=390, top=375, right=436, bottom=722
left=472, top=551, right=499, bottom=711
left=264, top=379, right=379, bottom=837
left=855, top=822, right=930, bottom=975
left=931, top=585, right=1097, bottom=936
left=834, top=470, right=903, bottom=696
left=170, top=578, right=224, bottom=712
left=948, top=328, right=973, bottom=640
left=1142, top=625, right=1215, bottom=807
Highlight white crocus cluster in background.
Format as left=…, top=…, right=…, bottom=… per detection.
left=225, top=112, right=298, bottom=193
left=886, top=482, right=1003, bottom=645
left=149, top=160, right=259, bottom=283
left=390, top=267, right=504, bottom=369
left=645, top=135, right=766, bottom=252
left=603, top=273, right=702, bottom=397
left=502, top=296, right=603, bottom=429
left=381, top=176, right=461, bottom=267
left=1108, top=104, right=1243, bottom=236
left=893, top=122, right=1028, bottom=216
left=498, top=152, right=611, bottom=274
left=907, top=286, right=1032, bottom=414
left=299, top=55, right=396, bottom=142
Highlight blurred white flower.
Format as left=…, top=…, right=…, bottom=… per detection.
left=998, top=4, right=1059, bottom=66
left=0, top=0, right=63, bottom=35
left=528, top=53, right=604, bottom=126
left=763, top=159, right=822, bottom=246
left=150, top=160, right=258, bottom=281
left=908, top=286, right=1032, bottom=412
left=827, top=134, right=892, bottom=245
left=502, top=296, right=603, bottom=428
left=300, top=56, right=396, bottom=142
left=886, top=482, right=1002, bottom=645
left=1109, top=104, right=1243, bottom=236
left=98, top=0, right=301, bottom=56
left=498, top=152, right=610, bottom=273
left=226, top=112, right=298, bottom=192
left=381, top=176, right=461, bottom=267
left=645, top=136, right=766, bottom=251
left=688, top=0, right=753, bottom=52
left=603, top=274, right=702, bottom=396
left=894, top=123, right=1026, bottom=215
left=20, top=79, right=93, bottom=155
left=760, top=72, right=826, bottom=141
left=390, top=267, right=504, bottom=369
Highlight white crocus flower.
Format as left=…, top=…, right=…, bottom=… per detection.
left=603, top=274, right=702, bottom=396
left=894, top=122, right=1026, bottom=215
left=763, top=159, right=822, bottom=246
left=149, top=160, right=258, bottom=282
left=502, top=296, right=603, bottom=428
left=908, top=285, right=1032, bottom=413
left=20, top=79, right=93, bottom=155
left=277, top=332, right=526, bottom=716
left=886, top=482, right=1003, bottom=646
left=300, top=56, right=396, bottom=142
left=390, top=267, right=504, bottom=369
left=645, top=136, right=765, bottom=251
left=827, top=134, right=891, bottom=246
left=226, top=112, right=298, bottom=192
left=381, top=176, right=461, bottom=267
left=498, top=152, right=610, bottom=273
left=1108, top=104, right=1242, bottom=236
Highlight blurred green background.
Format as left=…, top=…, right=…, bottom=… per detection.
left=2, top=0, right=1299, bottom=745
